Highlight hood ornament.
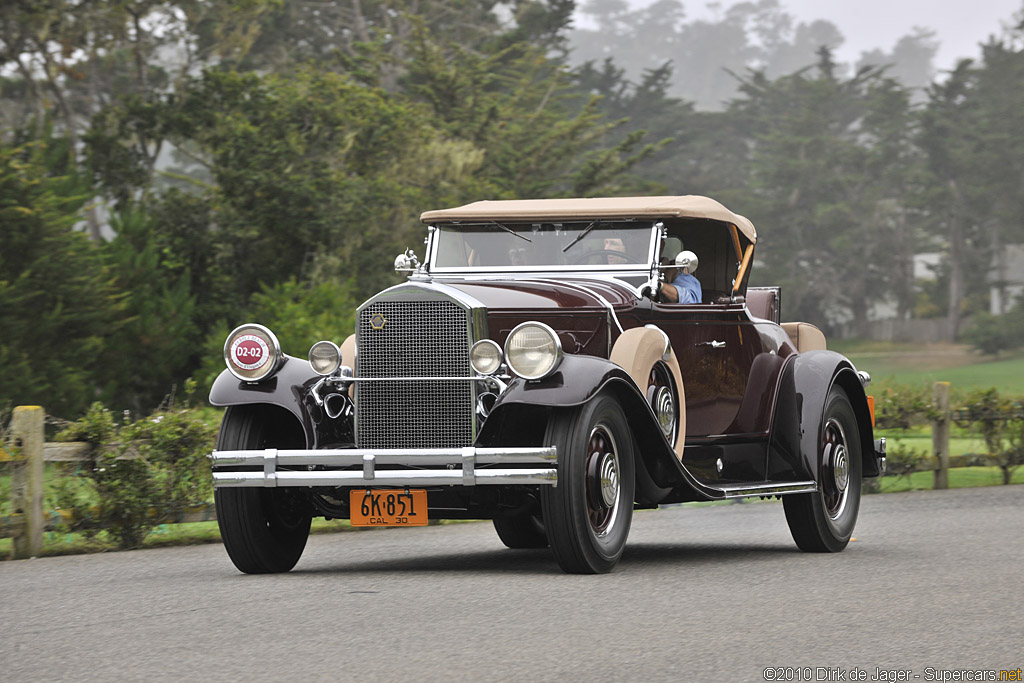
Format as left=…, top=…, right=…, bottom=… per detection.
left=394, top=248, right=421, bottom=273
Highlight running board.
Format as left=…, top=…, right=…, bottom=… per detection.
left=712, top=481, right=818, bottom=499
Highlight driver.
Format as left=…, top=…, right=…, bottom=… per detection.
left=657, top=250, right=702, bottom=304
left=603, top=237, right=628, bottom=264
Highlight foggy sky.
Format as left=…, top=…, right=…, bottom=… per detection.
left=686, top=0, right=1022, bottom=70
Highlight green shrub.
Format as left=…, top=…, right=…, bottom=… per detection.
left=54, top=382, right=217, bottom=549
left=961, top=312, right=1024, bottom=357
left=955, top=388, right=1024, bottom=485
left=874, top=384, right=935, bottom=430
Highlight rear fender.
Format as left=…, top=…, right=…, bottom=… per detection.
left=769, top=351, right=877, bottom=482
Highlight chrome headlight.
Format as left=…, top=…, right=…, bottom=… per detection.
left=309, top=340, right=342, bottom=376
left=504, top=322, right=562, bottom=380
left=224, top=324, right=282, bottom=382
left=470, top=339, right=502, bottom=375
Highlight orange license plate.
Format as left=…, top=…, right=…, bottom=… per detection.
left=350, top=489, right=428, bottom=527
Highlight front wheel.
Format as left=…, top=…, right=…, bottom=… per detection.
left=783, top=385, right=862, bottom=552
left=540, top=394, right=635, bottom=573
left=492, top=515, right=548, bottom=549
left=215, top=407, right=312, bottom=573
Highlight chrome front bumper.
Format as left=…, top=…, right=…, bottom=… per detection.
left=210, top=446, right=558, bottom=488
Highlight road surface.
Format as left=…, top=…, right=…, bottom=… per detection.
left=2, top=486, right=1021, bottom=681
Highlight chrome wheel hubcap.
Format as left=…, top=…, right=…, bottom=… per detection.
left=654, top=386, right=675, bottom=438
left=586, top=424, right=620, bottom=536
left=598, top=451, right=619, bottom=507
left=822, top=417, right=850, bottom=520
left=833, top=444, right=849, bottom=492
left=647, top=362, right=678, bottom=443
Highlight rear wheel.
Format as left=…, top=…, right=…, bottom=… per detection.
left=541, top=394, right=635, bottom=573
left=492, top=515, right=548, bottom=549
left=783, top=385, right=862, bottom=552
left=215, top=407, right=312, bottom=573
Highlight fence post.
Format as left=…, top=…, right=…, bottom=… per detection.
left=932, top=382, right=951, bottom=490
left=9, top=406, right=45, bottom=559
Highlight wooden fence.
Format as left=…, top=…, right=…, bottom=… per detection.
left=2, top=406, right=216, bottom=559
left=0, top=385, right=1012, bottom=559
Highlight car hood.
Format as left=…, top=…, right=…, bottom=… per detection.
left=439, top=277, right=638, bottom=312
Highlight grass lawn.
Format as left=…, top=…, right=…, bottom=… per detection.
left=0, top=516, right=359, bottom=559
left=829, top=340, right=1024, bottom=394
left=877, top=467, right=1024, bottom=492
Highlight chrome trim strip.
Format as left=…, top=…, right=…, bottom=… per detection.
left=526, top=278, right=625, bottom=334
left=213, top=467, right=558, bottom=488
left=716, top=481, right=818, bottom=498
left=343, top=376, right=495, bottom=383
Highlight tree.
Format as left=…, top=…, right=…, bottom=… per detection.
left=856, top=28, right=938, bottom=96
left=0, top=135, right=124, bottom=417
left=918, top=61, right=989, bottom=339
left=97, top=206, right=200, bottom=413
left=731, top=48, right=917, bottom=332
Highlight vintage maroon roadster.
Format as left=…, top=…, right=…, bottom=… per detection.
left=209, top=196, right=886, bottom=574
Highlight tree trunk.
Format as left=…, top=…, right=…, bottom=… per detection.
left=895, top=207, right=915, bottom=321
left=947, top=179, right=965, bottom=341
left=993, top=223, right=1006, bottom=314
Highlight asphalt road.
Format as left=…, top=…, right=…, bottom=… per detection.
left=2, top=486, right=1022, bottom=682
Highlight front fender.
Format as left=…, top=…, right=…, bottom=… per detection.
left=209, top=356, right=321, bottom=448
left=768, top=350, right=877, bottom=482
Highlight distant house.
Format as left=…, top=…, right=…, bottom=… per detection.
left=989, top=245, right=1024, bottom=314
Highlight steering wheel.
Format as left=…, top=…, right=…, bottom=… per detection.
left=569, top=248, right=637, bottom=265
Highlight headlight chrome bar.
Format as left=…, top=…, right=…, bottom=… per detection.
left=211, top=446, right=558, bottom=488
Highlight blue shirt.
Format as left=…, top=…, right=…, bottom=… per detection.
left=670, top=272, right=702, bottom=304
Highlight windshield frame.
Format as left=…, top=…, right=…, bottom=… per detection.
left=425, top=221, right=661, bottom=274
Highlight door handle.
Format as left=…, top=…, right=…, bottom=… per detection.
left=697, top=340, right=726, bottom=349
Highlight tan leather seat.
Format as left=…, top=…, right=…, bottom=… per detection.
left=781, top=322, right=826, bottom=353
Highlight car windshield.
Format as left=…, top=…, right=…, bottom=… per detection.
left=430, top=221, right=657, bottom=271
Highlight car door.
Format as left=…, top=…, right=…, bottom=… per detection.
left=649, top=302, right=766, bottom=481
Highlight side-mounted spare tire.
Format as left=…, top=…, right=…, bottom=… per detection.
left=215, top=406, right=312, bottom=573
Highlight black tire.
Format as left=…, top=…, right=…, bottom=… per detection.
left=783, top=385, right=862, bottom=552
left=492, top=515, right=548, bottom=549
left=540, top=394, right=635, bottom=574
left=215, top=407, right=312, bottom=574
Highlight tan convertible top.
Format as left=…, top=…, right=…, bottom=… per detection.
left=420, top=195, right=757, bottom=243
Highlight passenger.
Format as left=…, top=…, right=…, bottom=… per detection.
left=658, top=250, right=702, bottom=304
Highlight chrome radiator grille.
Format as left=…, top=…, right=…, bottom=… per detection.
left=355, top=298, right=473, bottom=449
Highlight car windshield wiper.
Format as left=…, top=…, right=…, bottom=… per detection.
left=561, top=221, right=598, bottom=253
left=488, top=221, right=531, bottom=242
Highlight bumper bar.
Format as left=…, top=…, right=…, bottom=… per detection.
left=210, top=446, right=558, bottom=488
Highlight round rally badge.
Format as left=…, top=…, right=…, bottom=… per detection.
left=230, top=334, right=270, bottom=371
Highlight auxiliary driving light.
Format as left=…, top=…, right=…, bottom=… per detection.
left=308, top=340, right=342, bottom=376
left=470, top=339, right=503, bottom=375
